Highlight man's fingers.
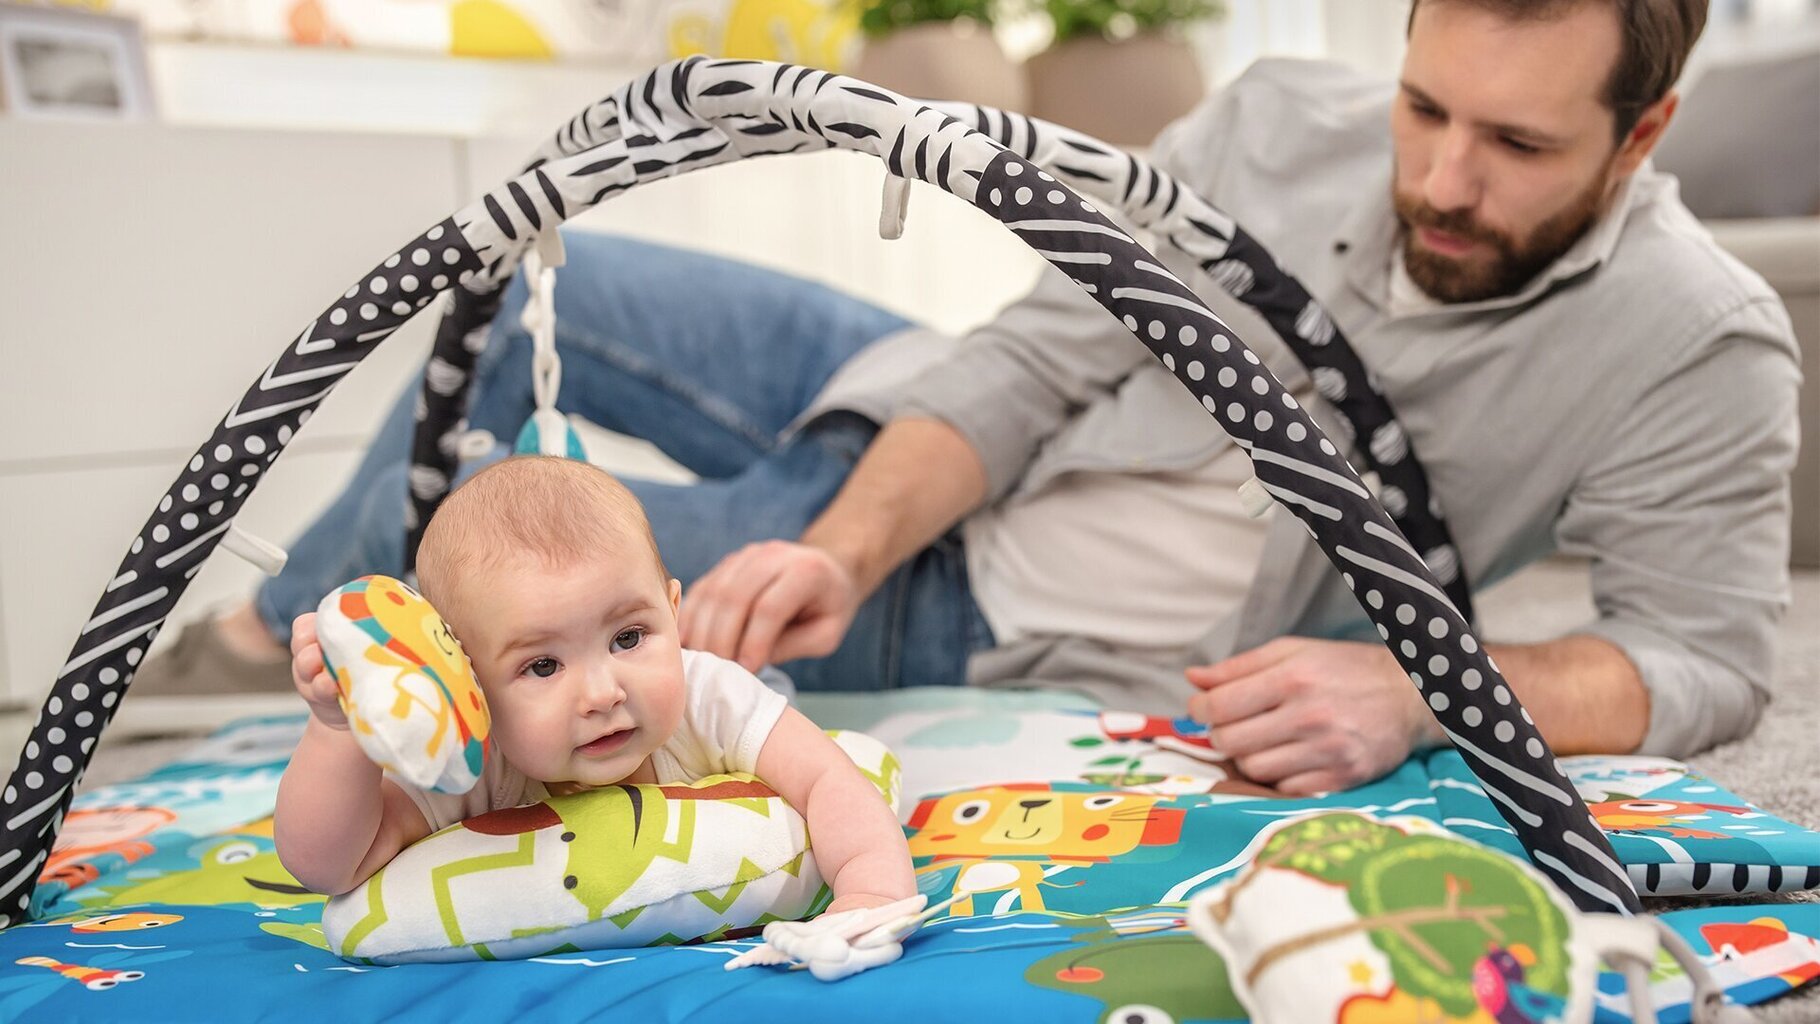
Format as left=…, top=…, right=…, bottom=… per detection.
left=1185, top=637, right=1302, bottom=690
left=1232, top=739, right=1330, bottom=786
left=769, top=613, right=847, bottom=666
left=1274, top=769, right=1347, bottom=798
left=1188, top=668, right=1284, bottom=728
left=735, top=573, right=817, bottom=671
left=1204, top=703, right=1300, bottom=760
left=680, top=544, right=760, bottom=639
left=681, top=552, right=754, bottom=656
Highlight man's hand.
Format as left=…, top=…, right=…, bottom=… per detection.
left=1186, top=637, right=1440, bottom=796
left=290, top=612, right=348, bottom=730
left=678, top=540, right=862, bottom=671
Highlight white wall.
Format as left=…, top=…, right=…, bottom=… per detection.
left=0, top=115, right=1045, bottom=748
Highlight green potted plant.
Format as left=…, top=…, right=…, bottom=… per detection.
left=849, top=0, right=1028, bottom=112
left=1027, top=0, right=1222, bottom=145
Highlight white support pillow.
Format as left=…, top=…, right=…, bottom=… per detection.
left=322, top=731, right=899, bottom=964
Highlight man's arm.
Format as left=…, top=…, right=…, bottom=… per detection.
left=678, top=417, right=986, bottom=668
left=799, top=417, right=986, bottom=597
left=1187, top=633, right=1649, bottom=795
left=1476, top=636, right=1650, bottom=753
left=1549, top=328, right=1797, bottom=756
left=680, top=262, right=1147, bottom=669
left=1190, top=315, right=1799, bottom=790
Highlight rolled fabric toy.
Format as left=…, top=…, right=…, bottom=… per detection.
left=315, top=575, right=490, bottom=794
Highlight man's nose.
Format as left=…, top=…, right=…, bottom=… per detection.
left=1424, top=128, right=1482, bottom=213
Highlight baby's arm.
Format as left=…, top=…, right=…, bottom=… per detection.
left=755, top=708, right=916, bottom=915
left=273, top=612, right=432, bottom=895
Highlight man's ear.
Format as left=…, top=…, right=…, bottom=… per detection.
left=668, top=578, right=682, bottom=616
left=1613, top=91, right=1679, bottom=178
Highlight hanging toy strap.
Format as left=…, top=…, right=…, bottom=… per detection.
left=514, top=232, right=587, bottom=460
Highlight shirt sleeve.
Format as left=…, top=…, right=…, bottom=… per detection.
left=666, top=650, right=790, bottom=778
left=889, top=261, right=1151, bottom=504
left=390, top=741, right=529, bottom=833
left=1556, top=309, right=1800, bottom=756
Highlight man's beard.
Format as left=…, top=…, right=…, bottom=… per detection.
left=1394, top=169, right=1610, bottom=304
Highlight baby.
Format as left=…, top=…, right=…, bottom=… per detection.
left=274, top=455, right=915, bottom=918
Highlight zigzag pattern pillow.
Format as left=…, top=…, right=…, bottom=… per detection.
left=322, top=731, right=898, bottom=963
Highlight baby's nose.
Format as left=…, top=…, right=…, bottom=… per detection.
left=580, top=666, right=627, bottom=709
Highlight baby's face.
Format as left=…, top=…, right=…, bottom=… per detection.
left=450, top=537, right=685, bottom=789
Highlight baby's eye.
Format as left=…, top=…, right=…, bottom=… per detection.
left=612, top=628, right=645, bottom=652
left=525, top=657, right=560, bottom=679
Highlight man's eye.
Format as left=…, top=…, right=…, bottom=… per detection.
left=1409, top=101, right=1443, bottom=122
left=526, top=657, right=560, bottom=678
left=612, top=628, right=645, bottom=652
left=1500, top=136, right=1540, bottom=155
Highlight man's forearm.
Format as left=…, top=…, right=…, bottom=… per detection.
left=1416, top=634, right=1650, bottom=755
left=799, top=416, right=987, bottom=598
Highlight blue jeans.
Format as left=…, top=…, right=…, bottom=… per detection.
left=256, top=233, right=992, bottom=691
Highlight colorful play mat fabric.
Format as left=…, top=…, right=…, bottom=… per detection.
left=8, top=695, right=1819, bottom=1022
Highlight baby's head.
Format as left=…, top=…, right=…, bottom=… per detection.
left=417, top=456, right=684, bottom=789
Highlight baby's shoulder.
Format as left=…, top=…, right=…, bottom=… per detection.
left=678, top=647, right=758, bottom=683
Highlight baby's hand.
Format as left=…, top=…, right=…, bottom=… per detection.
left=290, top=613, right=348, bottom=730
left=824, top=893, right=901, bottom=916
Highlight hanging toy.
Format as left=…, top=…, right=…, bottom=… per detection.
left=512, top=231, right=588, bottom=460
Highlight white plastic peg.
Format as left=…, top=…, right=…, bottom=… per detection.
left=1237, top=476, right=1274, bottom=519
left=880, top=173, right=911, bottom=240
left=220, top=523, right=289, bottom=577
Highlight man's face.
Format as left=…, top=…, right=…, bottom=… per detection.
left=1390, top=1, right=1628, bottom=302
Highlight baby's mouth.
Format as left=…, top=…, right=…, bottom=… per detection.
left=577, top=727, right=635, bottom=757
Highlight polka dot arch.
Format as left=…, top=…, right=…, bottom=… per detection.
left=0, top=220, right=483, bottom=927
left=0, top=58, right=1635, bottom=928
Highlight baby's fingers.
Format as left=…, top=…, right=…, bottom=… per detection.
left=308, top=668, right=339, bottom=702
left=302, top=668, right=350, bottom=729
left=291, top=643, right=325, bottom=690
left=290, top=613, right=319, bottom=655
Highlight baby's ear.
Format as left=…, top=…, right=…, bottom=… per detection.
left=667, top=578, right=682, bottom=615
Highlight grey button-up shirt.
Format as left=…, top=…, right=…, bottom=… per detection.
left=803, top=59, right=1802, bottom=757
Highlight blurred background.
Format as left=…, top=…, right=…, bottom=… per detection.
left=0, top=0, right=1815, bottom=754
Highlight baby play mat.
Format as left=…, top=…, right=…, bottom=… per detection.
left=8, top=696, right=1820, bottom=1021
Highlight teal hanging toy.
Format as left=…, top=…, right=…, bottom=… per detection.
left=513, top=231, right=588, bottom=460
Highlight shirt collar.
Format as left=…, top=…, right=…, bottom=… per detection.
left=1335, top=162, right=1655, bottom=316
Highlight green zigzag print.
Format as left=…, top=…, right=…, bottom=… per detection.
left=430, top=831, right=540, bottom=947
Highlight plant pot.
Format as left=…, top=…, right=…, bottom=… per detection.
left=1027, top=31, right=1206, bottom=147
left=851, top=21, right=1028, bottom=113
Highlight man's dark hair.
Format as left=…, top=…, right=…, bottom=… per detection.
left=1407, top=0, right=1708, bottom=143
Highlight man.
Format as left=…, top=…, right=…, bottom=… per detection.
left=140, top=0, right=1799, bottom=796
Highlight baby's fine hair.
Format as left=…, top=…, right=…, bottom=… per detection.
left=416, top=456, right=668, bottom=610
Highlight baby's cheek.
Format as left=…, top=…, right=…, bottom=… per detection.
left=654, top=677, right=687, bottom=735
